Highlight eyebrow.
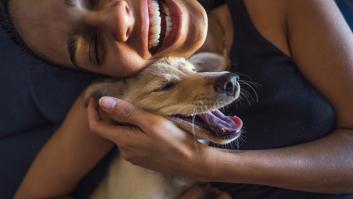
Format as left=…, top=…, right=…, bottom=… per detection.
left=64, top=0, right=80, bottom=68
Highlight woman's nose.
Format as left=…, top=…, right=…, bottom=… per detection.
left=88, top=0, right=135, bottom=42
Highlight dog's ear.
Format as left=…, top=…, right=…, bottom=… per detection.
left=189, top=52, right=226, bottom=72
left=83, top=80, right=125, bottom=107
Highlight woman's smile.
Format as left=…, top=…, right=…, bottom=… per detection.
left=10, top=0, right=208, bottom=76
left=147, top=0, right=182, bottom=54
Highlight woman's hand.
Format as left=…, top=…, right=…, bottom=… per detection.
left=177, top=184, right=231, bottom=199
left=87, top=97, right=219, bottom=181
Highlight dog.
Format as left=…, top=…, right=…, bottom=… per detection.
left=85, top=53, right=243, bottom=199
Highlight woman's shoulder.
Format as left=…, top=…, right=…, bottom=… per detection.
left=243, top=0, right=290, bottom=56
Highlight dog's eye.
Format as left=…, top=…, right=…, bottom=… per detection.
left=154, top=82, right=177, bottom=92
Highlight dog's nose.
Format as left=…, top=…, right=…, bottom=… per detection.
left=214, top=73, right=239, bottom=97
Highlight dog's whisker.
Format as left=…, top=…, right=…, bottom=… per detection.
left=226, top=142, right=231, bottom=150
left=191, top=110, right=196, bottom=137
left=239, top=80, right=259, bottom=103
left=240, top=79, right=261, bottom=87
left=228, top=142, right=233, bottom=150
left=191, top=108, right=199, bottom=148
left=232, top=139, right=240, bottom=150
left=236, top=131, right=246, bottom=149
left=243, top=88, right=258, bottom=106
left=239, top=80, right=260, bottom=103
left=240, top=90, right=252, bottom=106
left=236, top=72, right=257, bottom=82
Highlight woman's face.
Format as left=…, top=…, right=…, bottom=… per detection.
left=10, top=0, right=207, bottom=76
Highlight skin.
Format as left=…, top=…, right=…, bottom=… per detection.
left=10, top=0, right=223, bottom=198
left=10, top=0, right=207, bottom=76
left=12, top=0, right=353, bottom=198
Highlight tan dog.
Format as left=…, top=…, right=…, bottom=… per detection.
left=85, top=53, right=243, bottom=199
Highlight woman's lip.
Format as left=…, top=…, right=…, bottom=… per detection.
left=159, top=0, right=182, bottom=52
left=161, top=0, right=182, bottom=50
left=147, top=0, right=182, bottom=54
left=142, top=0, right=151, bottom=56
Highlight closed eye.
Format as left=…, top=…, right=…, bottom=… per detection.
left=88, top=31, right=103, bottom=66
left=154, top=82, right=177, bottom=92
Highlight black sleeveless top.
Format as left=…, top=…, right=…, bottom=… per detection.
left=226, top=0, right=336, bottom=149
left=201, top=0, right=352, bottom=198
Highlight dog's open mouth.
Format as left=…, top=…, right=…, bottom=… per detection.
left=169, top=110, right=243, bottom=144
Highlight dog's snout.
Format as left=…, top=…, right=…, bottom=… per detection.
left=214, top=73, right=239, bottom=97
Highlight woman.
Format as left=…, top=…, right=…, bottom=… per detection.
left=0, top=0, right=222, bottom=198
left=336, top=0, right=353, bottom=29
left=2, top=0, right=353, bottom=199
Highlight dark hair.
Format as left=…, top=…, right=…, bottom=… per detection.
left=0, top=0, right=39, bottom=57
left=0, top=0, right=90, bottom=71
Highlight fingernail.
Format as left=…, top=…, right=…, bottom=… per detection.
left=99, top=97, right=117, bottom=112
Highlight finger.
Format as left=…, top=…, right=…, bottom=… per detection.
left=87, top=98, right=138, bottom=144
left=204, top=185, right=232, bottom=199
left=98, top=96, right=163, bottom=128
left=177, top=185, right=205, bottom=199
left=86, top=98, right=100, bottom=121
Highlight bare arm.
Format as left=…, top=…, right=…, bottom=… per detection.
left=211, top=128, right=353, bottom=193
left=88, top=0, right=353, bottom=194
left=207, top=0, right=353, bottom=193
left=14, top=94, right=114, bottom=199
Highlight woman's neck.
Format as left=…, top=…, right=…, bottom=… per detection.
left=198, top=5, right=234, bottom=63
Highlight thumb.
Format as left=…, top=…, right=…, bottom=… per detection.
left=87, top=98, right=137, bottom=143
left=177, top=185, right=205, bottom=199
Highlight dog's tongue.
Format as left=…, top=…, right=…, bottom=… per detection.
left=199, top=110, right=243, bottom=136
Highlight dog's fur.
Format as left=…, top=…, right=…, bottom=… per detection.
left=85, top=53, right=241, bottom=199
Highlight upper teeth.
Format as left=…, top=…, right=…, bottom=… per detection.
left=148, top=0, right=173, bottom=50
